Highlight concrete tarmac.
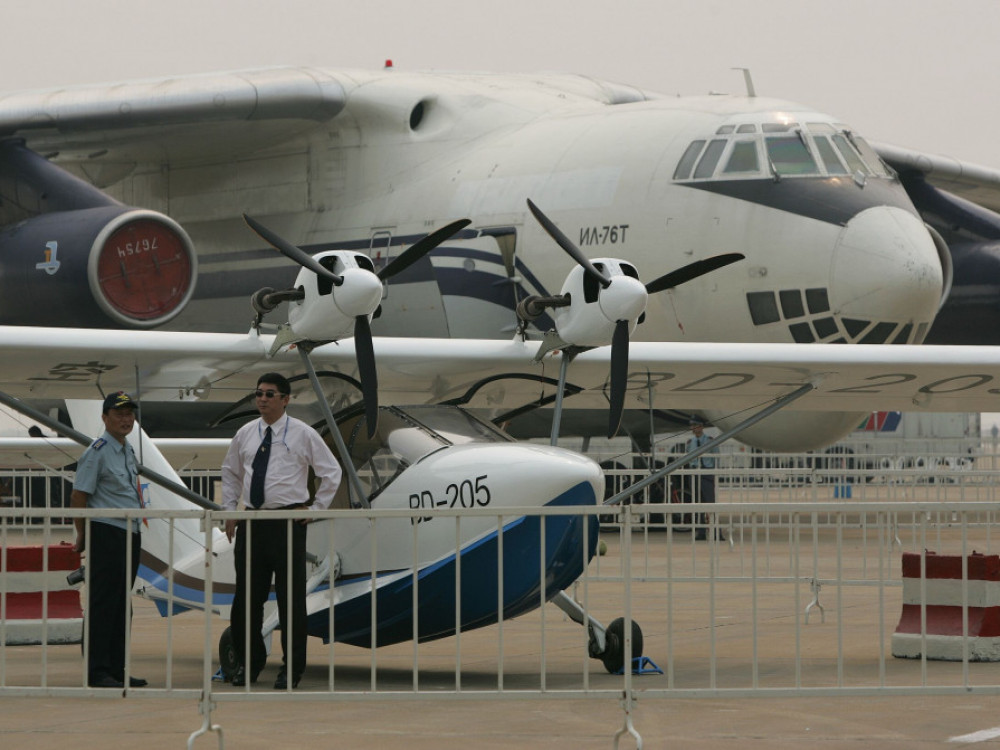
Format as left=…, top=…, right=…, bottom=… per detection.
left=4, top=523, right=1000, bottom=749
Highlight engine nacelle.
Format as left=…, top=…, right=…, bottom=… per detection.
left=287, top=250, right=383, bottom=342
left=553, top=259, right=646, bottom=347
left=0, top=205, right=197, bottom=328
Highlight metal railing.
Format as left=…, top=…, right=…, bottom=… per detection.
left=3, top=495, right=1000, bottom=747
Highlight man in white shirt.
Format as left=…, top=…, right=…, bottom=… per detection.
left=222, top=372, right=343, bottom=689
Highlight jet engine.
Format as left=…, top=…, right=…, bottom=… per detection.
left=0, top=205, right=197, bottom=328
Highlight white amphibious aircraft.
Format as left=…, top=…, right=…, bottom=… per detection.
left=3, top=65, right=1000, bottom=446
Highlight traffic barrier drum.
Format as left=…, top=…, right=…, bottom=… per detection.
left=1, top=543, right=83, bottom=645
left=892, top=551, right=1000, bottom=661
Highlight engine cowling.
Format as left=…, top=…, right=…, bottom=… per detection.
left=0, top=205, right=197, bottom=328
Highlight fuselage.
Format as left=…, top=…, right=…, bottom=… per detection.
left=36, top=69, right=946, bottom=449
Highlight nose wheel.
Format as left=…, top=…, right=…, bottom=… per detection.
left=599, top=617, right=644, bottom=674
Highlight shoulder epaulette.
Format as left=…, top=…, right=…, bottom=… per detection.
left=91, top=438, right=107, bottom=450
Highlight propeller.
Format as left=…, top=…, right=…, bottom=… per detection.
left=243, top=215, right=470, bottom=437
left=526, top=199, right=744, bottom=438
left=243, top=213, right=343, bottom=286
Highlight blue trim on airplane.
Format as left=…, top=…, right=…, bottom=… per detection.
left=308, top=481, right=599, bottom=648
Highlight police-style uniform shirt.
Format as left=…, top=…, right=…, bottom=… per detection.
left=73, top=431, right=143, bottom=533
left=221, top=413, right=342, bottom=511
left=686, top=434, right=718, bottom=470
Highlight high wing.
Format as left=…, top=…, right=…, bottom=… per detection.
left=875, top=141, right=1000, bottom=215
left=3, top=324, right=1000, bottom=419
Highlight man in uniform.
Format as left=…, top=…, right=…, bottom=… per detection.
left=70, top=391, right=147, bottom=688
left=686, top=417, right=724, bottom=541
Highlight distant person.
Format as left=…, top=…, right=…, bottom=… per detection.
left=686, top=417, right=723, bottom=541
left=69, top=391, right=147, bottom=688
left=222, top=373, right=342, bottom=690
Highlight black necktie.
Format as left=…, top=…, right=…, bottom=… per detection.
left=249, top=426, right=272, bottom=509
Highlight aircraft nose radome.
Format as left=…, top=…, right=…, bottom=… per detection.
left=831, top=206, right=943, bottom=323
left=515, top=445, right=604, bottom=506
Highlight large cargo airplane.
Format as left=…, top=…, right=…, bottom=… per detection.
left=1, top=66, right=1000, bottom=448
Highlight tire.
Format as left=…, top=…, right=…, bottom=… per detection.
left=218, top=626, right=237, bottom=680
left=600, top=617, right=644, bottom=674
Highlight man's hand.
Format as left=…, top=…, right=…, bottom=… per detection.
left=225, top=519, right=237, bottom=542
left=72, top=534, right=85, bottom=554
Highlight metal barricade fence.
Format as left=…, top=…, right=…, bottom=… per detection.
left=3, top=499, right=1000, bottom=747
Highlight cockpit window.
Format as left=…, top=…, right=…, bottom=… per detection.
left=723, top=141, right=760, bottom=174
left=765, top=135, right=819, bottom=176
left=673, top=140, right=706, bottom=180
left=347, top=406, right=512, bottom=503
left=813, top=136, right=849, bottom=175
left=673, top=120, right=887, bottom=182
left=831, top=134, right=869, bottom=176
left=693, top=139, right=727, bottom=179
left=850, top=135, right=893, bottom=178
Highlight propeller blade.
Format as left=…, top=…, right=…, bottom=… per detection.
left=354, top=315, right=379, bottom=438
left=379, top=218, right=472, bottom=280
left=607, top=319, right=630, bottom=439
left=644, top=253, right=745, bottom=295
left=243, top=213, right=343, bottom=285
left=527, top=199, right=611, bottom=289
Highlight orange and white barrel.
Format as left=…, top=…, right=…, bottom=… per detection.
left=1, top=543, right=83, bottom=645
left=892, top=551, right=1000, bottom=661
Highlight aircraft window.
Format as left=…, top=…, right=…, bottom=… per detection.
left=842, top=318, right=870, bottom=338
left=402, top=405, right=514, bottom=445
left=722, top=141, right=760, bottom=174
left=892, top=323, right=913, bottom=344
left=860, top=322, right=897, bottom=344
left=831, top=135, right=870, bottom=176
left=746, top=291, right=780, bottom=325
left=737, top=124, right=757, bottom=133
left=789, top=322, right=815, bottom=343
left=693, top=139, right=727, bottom=179
left=805, top=288, right=830, bottom=314
left=762, top=123, right=797, bottom=133
left=850, top=135, right=892, bottom=178
left=813, top=137, right=849, bottom=176
left=766, top=137, right=819, bottom=176
left=716, top=125, right=735, bottom=134
left=779, top=289, right=805, bottom=319
left=673, top=140, right=706, bottom=180
left=813, top=317, right=839, bottom=338
left=806, top=123, right=837, bottom=134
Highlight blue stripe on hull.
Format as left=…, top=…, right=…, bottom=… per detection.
left=310, top=481, right=598, bottom=648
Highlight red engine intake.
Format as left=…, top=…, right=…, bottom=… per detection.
left=0, top=206, right=197, bottom=329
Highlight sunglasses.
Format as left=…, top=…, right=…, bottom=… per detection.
left=253, top=389, right=287, bottom=399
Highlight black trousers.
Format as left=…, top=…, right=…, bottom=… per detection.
left=85, top=521, right=141, bottom=682
left=231, top=518, right=307, bottom=678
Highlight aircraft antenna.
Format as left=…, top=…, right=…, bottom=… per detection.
left=733, top=68, right=756, bottom=97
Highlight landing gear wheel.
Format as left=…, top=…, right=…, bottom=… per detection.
left=219, top=626, right=237, bottom=681
left=600, top=617, right=643, bottom=674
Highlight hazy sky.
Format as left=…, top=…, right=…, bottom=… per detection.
left=5, top=0, right=999, bottom=167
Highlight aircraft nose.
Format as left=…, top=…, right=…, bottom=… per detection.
left=830, top=206, right=943, bottom=338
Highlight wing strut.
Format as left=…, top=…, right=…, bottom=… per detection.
left=297, top=347, right=371, bottom=509
left=603, top=382, right=816, bottom=507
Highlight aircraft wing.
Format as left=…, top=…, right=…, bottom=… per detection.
left=0, top=437, right=228, bottom=469
left=874, top=141, right=1000, bottom=214
left=2, top=326, right=1000, bottom=417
